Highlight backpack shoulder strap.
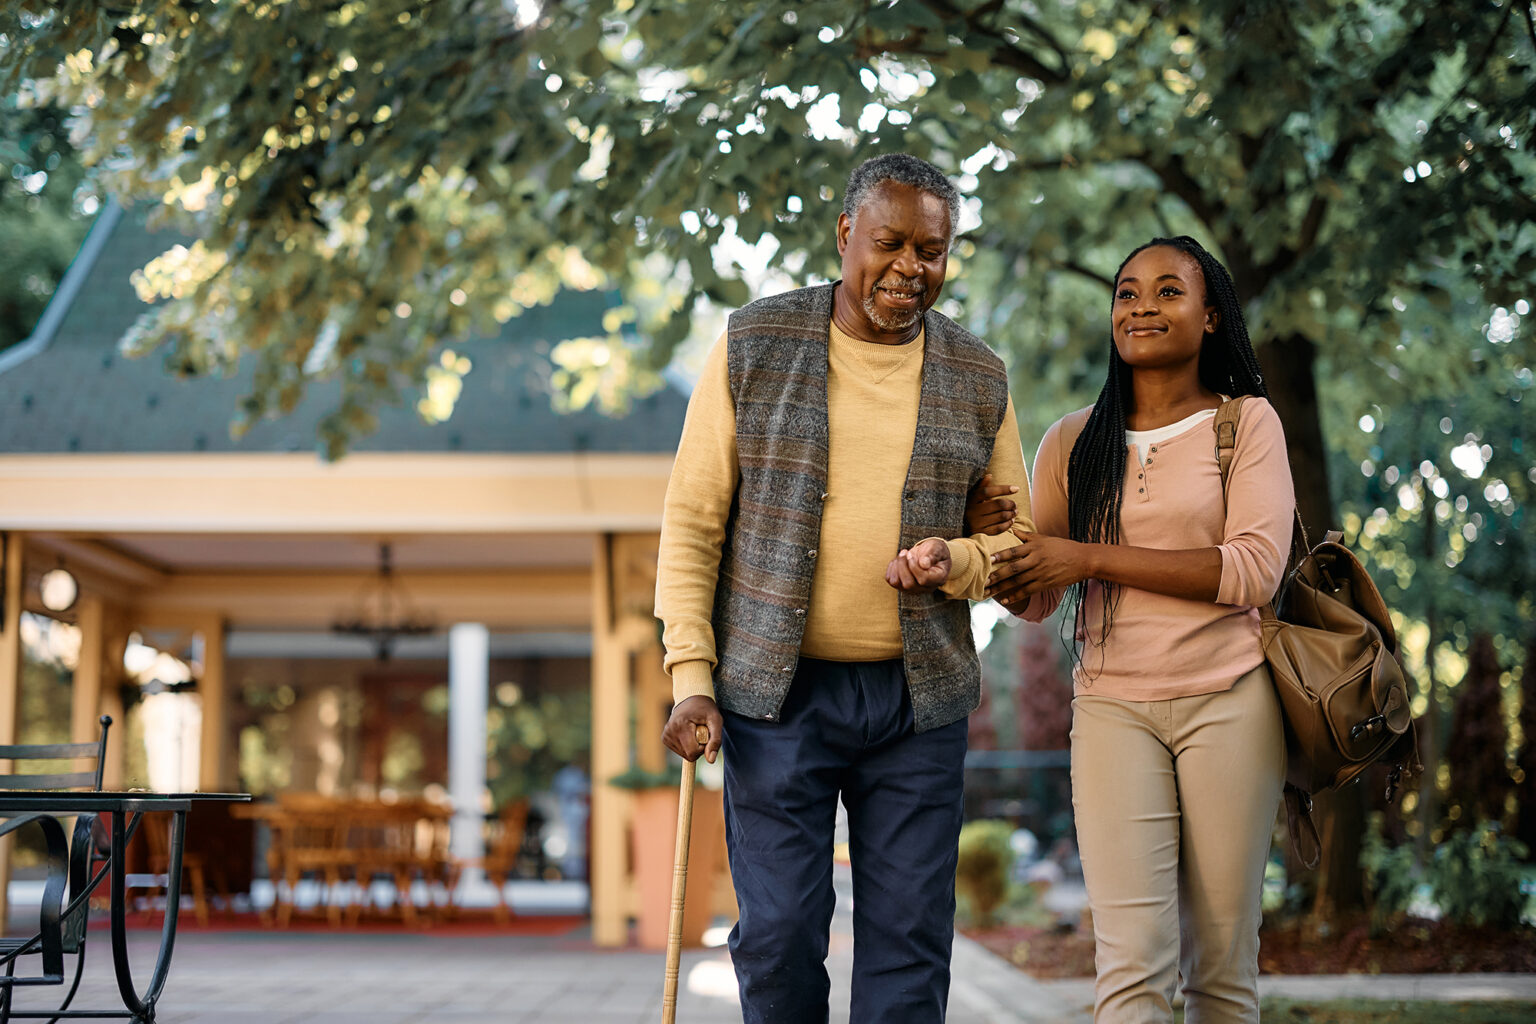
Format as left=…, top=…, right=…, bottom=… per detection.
left=1213, top=396, right=1248, bottom=486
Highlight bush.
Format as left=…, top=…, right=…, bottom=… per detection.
left=1428, top=822, right=1530, bottom=929
left=956, top=819, right=1015, bottom=927
left=1362, top=816, right=1530, bottom=932
left=1361, top=813, right=1420, bottom=934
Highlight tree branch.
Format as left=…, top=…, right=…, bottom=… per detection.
left=1142, top=154, right=1221, bottom=241
left=1427, top=1, right=1517, bottom=126
left=911, top=0, right=1070, bottom=84
left=1048, top=257, right=1113, bottom=290
left=1255, top=7, right=1492, bottom=283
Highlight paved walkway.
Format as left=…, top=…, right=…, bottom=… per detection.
left=4, top=869, right=1533, bottom=1022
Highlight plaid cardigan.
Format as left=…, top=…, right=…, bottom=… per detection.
left=711, top=283, right=1009, bottom=732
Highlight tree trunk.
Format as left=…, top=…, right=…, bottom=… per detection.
left=1253, top=333, right=1334, bottom=535
left=1414, top=489, right=1441, bottom=863
left=1310, top=784, right=1368, bottom=921
left=1254, top=331, right=1376, bottom=915
left=1515, top=636, right=1536, bottom=854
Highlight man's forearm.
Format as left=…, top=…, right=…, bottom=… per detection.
left=940, top=526, right=1029, bottom=600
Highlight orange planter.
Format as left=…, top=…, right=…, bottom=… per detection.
left=631, top=784, right=726, bottom=950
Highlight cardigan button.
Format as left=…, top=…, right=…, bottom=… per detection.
left=780, top=665, right=792, bottom=673
left=793, top=608, right=806, bottom=616
left=819, top=492, right=829, bottom=501
left=806, top=549, right=818, bottom=559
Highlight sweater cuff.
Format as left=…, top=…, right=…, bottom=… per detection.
left=670, top=660, right=717, bottom=705
left=940, top=538, right=974, bottom=598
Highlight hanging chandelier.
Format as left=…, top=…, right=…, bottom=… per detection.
left=330, top=542, right=436, bottom=660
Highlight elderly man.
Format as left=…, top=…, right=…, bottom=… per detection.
left=656, top=153, right=1031, bottom=1023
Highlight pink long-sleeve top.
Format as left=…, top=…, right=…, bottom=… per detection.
left=1018, top=398, right=1296, bottom=701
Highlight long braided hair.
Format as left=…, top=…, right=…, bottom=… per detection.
left=1064, top=235, right=1269, bottom=672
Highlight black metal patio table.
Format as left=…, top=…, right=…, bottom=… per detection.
left=0, top=791, right=249, bottom=1023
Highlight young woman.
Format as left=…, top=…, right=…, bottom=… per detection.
left=971, top=236, right=1294, bottom=1023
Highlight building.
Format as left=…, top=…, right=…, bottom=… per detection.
left=0, top=203, right=692, bottom=944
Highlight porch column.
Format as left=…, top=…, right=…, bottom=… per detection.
left=72, top=595, right=106, bottom=785
left=197, top=614, right=227, bottom=790
left=98, top=616, right=129, bottom=790
left=0, top=532, right=25, bottom=927
left=590, top=534, right=628, bottom=946
left=448, top=622, right=489, bottom=881
left=590, top=532, right=664, bottom=946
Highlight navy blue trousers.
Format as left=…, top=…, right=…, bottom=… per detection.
left=722, top=657, right=968, bottom=1024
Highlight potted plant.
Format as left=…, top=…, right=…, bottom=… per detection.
left=610, top=759, right=726, bottom=950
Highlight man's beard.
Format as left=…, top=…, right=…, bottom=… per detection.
left=861, top=276, right=926, bottom=333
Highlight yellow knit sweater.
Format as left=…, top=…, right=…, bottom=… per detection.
left=656, top=323, right=1034, bottom=704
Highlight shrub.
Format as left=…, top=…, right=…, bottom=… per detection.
left=956, top=820, right=1015, bottom=927
left=1361, top=813, right=1420, bottom=934
left=1428, top=822, right=1530, bottom=929
left=1362, top=816, right=1529, bottom=931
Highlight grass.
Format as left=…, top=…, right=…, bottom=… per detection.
left=1174, top=1000, right=1536, bottom=1023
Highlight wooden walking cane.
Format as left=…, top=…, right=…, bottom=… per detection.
left=662, top=723, right=712, bottom=1024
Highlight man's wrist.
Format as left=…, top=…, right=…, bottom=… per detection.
left=941, top=538, right=970, bottom=581
left=670, top=660, right=716, bottom=705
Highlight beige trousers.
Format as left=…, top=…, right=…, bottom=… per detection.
left=1071, top=665, right=1284, bottom=1024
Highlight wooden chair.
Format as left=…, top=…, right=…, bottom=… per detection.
left=347, top=802, right=422, bottom=925
left=266, top=794, right=358, bottom=927
left=349, top=799, right=454, bottom=925
left=132, top=814, right=212, bottom=927
left=480, top=800, right=529, bottom=924
left=0, top=716, right=112, bottom=1019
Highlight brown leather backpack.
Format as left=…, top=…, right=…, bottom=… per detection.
left=1215, top=398, right=1421, bottom=867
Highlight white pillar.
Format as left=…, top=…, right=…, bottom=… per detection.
left=448, top=623, right=489, bottom=886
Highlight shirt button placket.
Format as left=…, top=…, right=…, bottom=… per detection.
left=1140, top=445, right=1155, bottom=499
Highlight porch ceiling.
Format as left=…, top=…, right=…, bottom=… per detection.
left=90, top=531, right=595, bottom=574
left=19, top=531, right=604, bottom=632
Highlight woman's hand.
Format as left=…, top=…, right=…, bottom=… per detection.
left=965, top=473, right=1018, bottom=536
left=885, top=537, right=952, bottom=593
left=987, top=533, right=1090, bottom=608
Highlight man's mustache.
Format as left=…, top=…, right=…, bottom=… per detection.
left=874, top=276, right=925, bottom=296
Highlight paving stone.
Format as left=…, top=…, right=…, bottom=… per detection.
left=3, top=868, right=1529, bottom=1023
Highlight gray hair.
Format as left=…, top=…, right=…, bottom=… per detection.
left=842, top=154, right=961, bottom=244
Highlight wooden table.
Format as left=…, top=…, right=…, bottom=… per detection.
left=0, top=791, right=249, bottom=1023
left=233, top=797, right=455, bottom=926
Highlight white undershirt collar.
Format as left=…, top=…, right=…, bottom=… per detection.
left=1124, top=407, right=1218, bottom=466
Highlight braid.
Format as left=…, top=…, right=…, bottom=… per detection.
left=1060, top=235, right=1267, bottom=673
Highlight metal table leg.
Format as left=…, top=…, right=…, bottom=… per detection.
left=109, top=812, right=186, bottom=1024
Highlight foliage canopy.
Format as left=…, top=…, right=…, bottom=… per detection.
left=4, top=1, right=1531, bottom=461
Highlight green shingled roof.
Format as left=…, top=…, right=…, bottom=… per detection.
left=0, top=206, right=687, bottom=455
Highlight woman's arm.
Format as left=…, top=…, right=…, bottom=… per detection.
left=988, top=536, right=1222, bottom=607
left=988, top=398, right=1294, bottom=609
left=989, top=414, right=1082, bottom=621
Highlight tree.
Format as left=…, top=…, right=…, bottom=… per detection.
left=5, top=0, right=1533, bottom=905
left=1444, top=633, right=1512, bottom=828
left=1515, top=636, right=1536, bottom=853
left=4, top=1, right=1531, bottom=474
left=1323, top=299, right=1531, bottom=856
left=0, top=98, right=94, bottom=350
